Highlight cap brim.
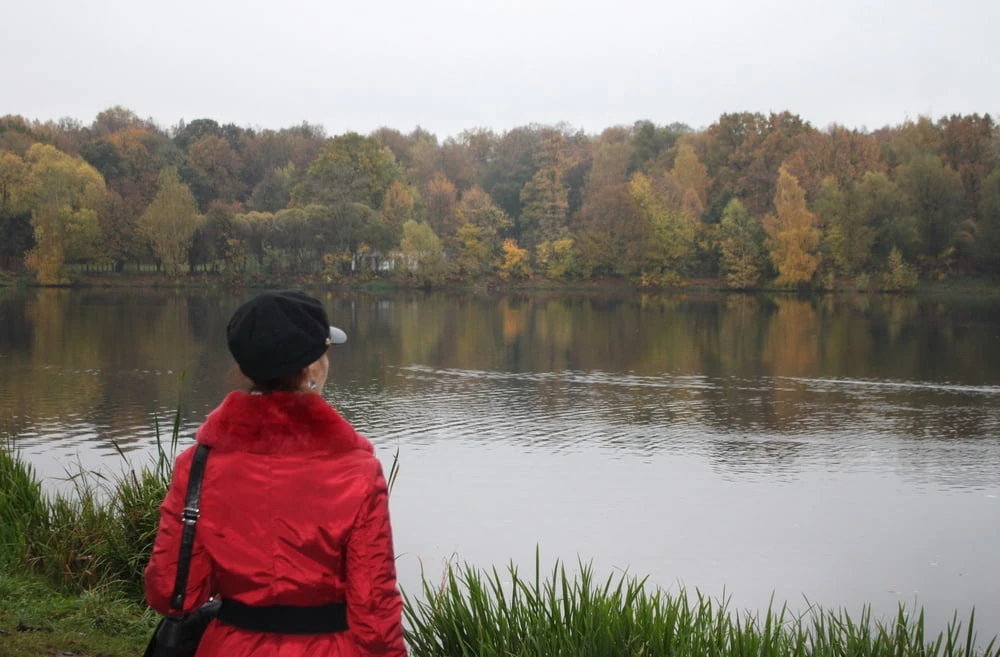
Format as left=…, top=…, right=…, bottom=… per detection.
left=328, top=326, right=348, bottom=345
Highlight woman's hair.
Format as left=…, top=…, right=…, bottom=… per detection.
left=249, top=369, right=308, bottom=394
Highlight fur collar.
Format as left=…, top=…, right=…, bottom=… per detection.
left=196, top=391, right=372, bottom=455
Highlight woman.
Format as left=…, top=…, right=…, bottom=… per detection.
left=145, top=290, right=407, bottom=656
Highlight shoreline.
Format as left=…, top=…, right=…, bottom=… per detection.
left=2, top=271, right=998, bottom=297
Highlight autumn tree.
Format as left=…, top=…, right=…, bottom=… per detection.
left=453, top=186, right=511, bottom=276
left=0, top=150, right=37, bottom=258
left=783, top=125, right=884, bottom=200
left=90, top=106, right=159, bottom=139
left=498, top=238, right=531, bottom=280
left=425, top=172, right=459, bottom=247
left=185, top=134, right=244, bottom=207
left=379, top=181, right=417, bottom=236
left=23, top=144, right=105, bottom=283
left=670, top=143, right=709, bottom=209
left=718, top=198, right=766, bottom=288
left=81, top=127, right=179, bottom=267
left=764, top=166, right=821, bottom=286
left=588, top=138, right=631, bottom=191
left=939, top=114, right=996, bottom=214
left=137, top=168, right=202, bottom=275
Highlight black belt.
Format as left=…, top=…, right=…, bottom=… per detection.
left=217, top=599, right=348, bottom=635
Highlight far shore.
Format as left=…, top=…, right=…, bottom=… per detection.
left=2, top=271, right=999, bottom=297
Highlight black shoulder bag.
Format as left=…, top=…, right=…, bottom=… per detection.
left=144, top=444, right=221, bottom=657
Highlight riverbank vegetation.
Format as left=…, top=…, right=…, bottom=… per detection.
left=2, top=434, right=999, bottom=656
left=1, top=109, right=999, bottom=292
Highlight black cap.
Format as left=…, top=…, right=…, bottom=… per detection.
left=226, top=290, right=347, bottom=381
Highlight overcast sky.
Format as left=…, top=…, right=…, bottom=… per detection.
left=2, top=0, right=997, bottom=139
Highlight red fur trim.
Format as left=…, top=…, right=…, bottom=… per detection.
left=196, top=391, right=372, bottom=455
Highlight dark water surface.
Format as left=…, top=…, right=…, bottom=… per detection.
left=2, top=287, right=999, bottom=636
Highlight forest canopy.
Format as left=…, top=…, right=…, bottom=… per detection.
left=1, top=107, right=997, bottom=288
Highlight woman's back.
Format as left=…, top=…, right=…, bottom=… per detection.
left=145, top=390, right=406, bottom=656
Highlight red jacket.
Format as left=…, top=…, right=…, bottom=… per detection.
left=144, top=391, right=407, bottom=657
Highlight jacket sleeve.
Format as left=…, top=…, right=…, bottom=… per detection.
left=144, top=446, right=214, bottom=615
left=345, top=459, right=407, bottom=657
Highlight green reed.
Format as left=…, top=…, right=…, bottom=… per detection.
left=0, top=418, right=174, bottom=600
left=402, top=552, right=999, bottom=657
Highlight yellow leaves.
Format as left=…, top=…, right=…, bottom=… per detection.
left=670, top=143, right=709, bottom=209
left=498, top=238, right=530, bottom=281
left=22, top=144, right=107, bottom=283
left=764, top=167, right=821, bottom=286
left=0, top=150, right=38, bottom=216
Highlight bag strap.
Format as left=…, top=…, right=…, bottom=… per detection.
left=169, top=443, right=211, bottom=611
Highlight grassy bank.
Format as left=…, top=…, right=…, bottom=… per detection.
left=2, top=440, right=998, bottom=656
left=0, top=572, right=155, bottom=657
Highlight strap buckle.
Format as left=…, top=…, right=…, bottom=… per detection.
left=182, top=506, right=200, bottom=525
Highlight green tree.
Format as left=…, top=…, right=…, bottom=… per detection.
left=398, top=219, right=446, bottom=284
left=518, top=135, right=571, bottom=250
left=535, top=237, right=581, bottom=279
left=719, top=198, right=766, bottom=289
left=814, top=177, right=871, bottom=276
left=137, top=168, right=203, bottom=275
left=896, top=154, right=966, bottom=261
left=629, top=172, right=696, bottom=280
left=977, top=170, right=1000, bottom=271
left=452, top=222, right=491, bottom=278
left=574, top=184, right=645, bottom=277
left=249, top=163, right=297, bottom=212
left=23, top=144, right=105, bottom=283
left=854, top=171, right=913, bottom=261
left=292, top=132, right=399, bottom=208
left=764, top=166, right=821, bottom=286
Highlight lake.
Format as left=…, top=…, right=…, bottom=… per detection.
left=1, top=287, right=999, bottom=637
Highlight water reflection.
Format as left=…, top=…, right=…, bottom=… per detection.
left=0, top=288, right=998, bottom=483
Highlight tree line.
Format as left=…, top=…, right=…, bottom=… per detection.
left=1, top=107, right=998, bottom=288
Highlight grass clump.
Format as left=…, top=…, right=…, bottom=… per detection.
left=403, top=554, right=999, bottom=657
left=0, top=411, right=178, bottom=601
